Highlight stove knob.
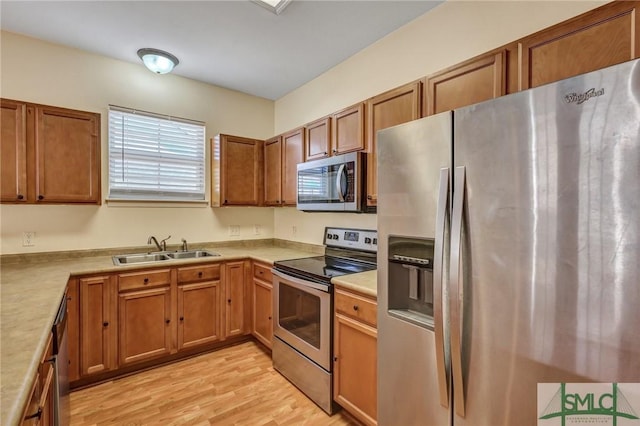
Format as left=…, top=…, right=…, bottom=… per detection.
left=364, top=237, right=372, bottom=244
left=332, top=234, right=339, bottom=240
left=373, top=238, right=378, bottom=245
left=327, top=234, right=333, bottom=240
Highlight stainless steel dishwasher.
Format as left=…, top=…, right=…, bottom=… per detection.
left=52, top=293, right=69, bottom=426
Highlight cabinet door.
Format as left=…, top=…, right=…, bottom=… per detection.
left=118, top=286, right=172, bottom=366
left=224, top=261, right=247, bottom=338
left=67, top=279, right=80, bottom=383
left=332, top=102, right=365, bottom=155
left=519, top=1, right=640, bottom=90
left=334, top=313, right=378, bottom=426
left=79, top=276, right=116, bottom=376
left=35, top=105, right=100, bottom=203
left=366, top=81, right=422, bottom=207
left=264, top=136, right=282, bottom=206
left=305, top=116, right=331, bottom=161
left=252, top=277, right=273, bottom=349
left=0, top=99, right=28, bottom=203
left=281, top=127, right=304, bottom=206
left=425, top=51, right=506, bottom=116
left=177, top=281, right=221, bottom=350
left=219, top=134, right=263, bottom=206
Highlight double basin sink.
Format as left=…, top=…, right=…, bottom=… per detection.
left=113, top=250, right=219, bottom=266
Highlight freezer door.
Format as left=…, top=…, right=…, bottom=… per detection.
left=377, top=112, right=452, bottom=426
left=451, top=59, right=640, bottom=425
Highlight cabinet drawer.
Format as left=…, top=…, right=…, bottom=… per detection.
left=253, top=262, right=272, bottom=282
left=335, top=288, right=377, bottom=328
left=118, top=269, right=171, bottom=291
left=177, top=264, right=220, bottom=284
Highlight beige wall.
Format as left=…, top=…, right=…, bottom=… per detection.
left=0, top=31, right=275, bottom=254
left=273, top=0, right=607, bottom=245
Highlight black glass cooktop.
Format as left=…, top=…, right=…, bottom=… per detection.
left=274, top=255, right=376, bottom=285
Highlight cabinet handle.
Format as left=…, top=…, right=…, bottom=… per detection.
left=228, top=299, right=231, bottom=304
left=38, top=195, right=44, bottom=200
left=367, top=195, right=372, bottom=200
left=103, top=321, right=109, bottom=327
left=198, top=271, right=203, bottom=277
left=332, top=149, right=337, bottom=154
left=323, top=152, right=328, bottom=155
left=224, top=199, right=228, bottom=204
left=180, top=316, right=184, bottom=321
left=17, top=194, right=24, bottom=200
left=143, top=278, right=149, bottom=284
left=165, top=319, right=170, bottom=324
left=353, top=305, right=359, bottom=311
left=24, top=407, right=42, bottom=421
left=333, top=356, right=338, bottom=362
left=268, top=316, right=272, bottom=320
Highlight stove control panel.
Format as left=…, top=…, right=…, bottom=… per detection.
left=325, top=227, right=377, bottom=252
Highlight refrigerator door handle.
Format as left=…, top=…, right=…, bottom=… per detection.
left=450, top=166, right=466, bottom=418
left=433, top=167, right=450, bottom=408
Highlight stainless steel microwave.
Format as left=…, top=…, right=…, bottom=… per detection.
left=296, top=152, right=365, bottom=212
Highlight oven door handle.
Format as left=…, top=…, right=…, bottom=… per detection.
left=272, top=269, right=331, bottom=293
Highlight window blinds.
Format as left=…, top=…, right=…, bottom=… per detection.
left=108, top=106, right=205, bottom=201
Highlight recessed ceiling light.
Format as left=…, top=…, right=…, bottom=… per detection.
left=137, top=48, right=179, bottom=74
left=251, top=0, right=292, bottom=15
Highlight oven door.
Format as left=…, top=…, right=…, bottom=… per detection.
left=273, top=269, right=332, bottom=371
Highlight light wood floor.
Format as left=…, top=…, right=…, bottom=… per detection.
left=70, top=341, right=358, bottom=425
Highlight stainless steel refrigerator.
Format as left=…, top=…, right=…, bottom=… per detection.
left=377, top=58, right=640, bottom=425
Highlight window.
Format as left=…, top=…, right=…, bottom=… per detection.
left=108, top=106, right=206, bottom=201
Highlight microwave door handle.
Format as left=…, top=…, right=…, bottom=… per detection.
left=336, top=164, right=346, bottom=201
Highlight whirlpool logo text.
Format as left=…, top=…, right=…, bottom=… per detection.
left=564, top=88, right=605, bottom=104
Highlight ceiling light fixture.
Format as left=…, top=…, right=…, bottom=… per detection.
left=137, top=48, right=179, bottom=74
left=251, top=0, right=292, bottom=15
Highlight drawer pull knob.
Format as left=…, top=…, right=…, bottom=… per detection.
left=228, top=299, right=231, bottom=304
left=333, top=356, right=338, bottom=362
left=353, top=305, right=359, bottom=311
left=268, top=316, right=272, bottom=320
left=103, top=321, right=109, bottom=327
left=38, top=195, right=44, bottom=200
left=17, top=194, right=24, bottom=200
left=165, top=319, right=170, bottom=324
left=144, top=278, right=149, bottom=283
left=180, top=316, right=184, bottom=321
left=198, top=271, right=203, bottom=277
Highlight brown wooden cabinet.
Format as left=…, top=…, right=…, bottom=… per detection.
left=281, top=127, right=305, bottom=206
left=425, top=50, right=506, bottom=116
left=264, top=136, right=283, bottom=206
left=117, top=269, right=173, bottom=366
left=333, top=287, right=377, bottom=426
left=21, top=335, right=55, bottom=426
left=518, top=1, right=640, bottom=90
left=304, top=116, right=331, bottom=161
left=177, top=264, right=221, bottom=350
left=1, top=99, right=100, bottom=204
left=366, top=81, right=422, bottom=207
left=223, top=260, right=248, bottom=338
left=213, top=134, right=263, bottom=206
left=1, top=99, right=27, bottom=203
left=79, top=275, right=116, bottom=376
left=332, top=102, right=365, bottom=155
left=251, top=262, right=273, bottom=349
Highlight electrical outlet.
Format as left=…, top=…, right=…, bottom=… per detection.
left=292, top=225, right=297, bottom=236
left=23, top=231, right=35, bottom=247
left=229, top=225, right=240, bottom=237
left=254, top=224, right=262, bottom=235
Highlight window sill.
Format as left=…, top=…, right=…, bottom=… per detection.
left=105, top=199, right=210, bottom=208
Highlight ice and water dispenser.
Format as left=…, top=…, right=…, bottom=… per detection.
left=388, top=236, right=435, bottom=329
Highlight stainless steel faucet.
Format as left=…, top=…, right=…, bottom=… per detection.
left=148, top=235, right=171, bottom=252
left=181, top=238, right=188, bottom=252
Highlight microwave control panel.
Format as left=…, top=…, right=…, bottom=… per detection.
left=325, top=227, right=377, bottom=252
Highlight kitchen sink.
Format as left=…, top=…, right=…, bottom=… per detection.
left=112, top=250, right=220, bottom=266
left=112, top=253, right=171, bottom=266
left=166, top=250, right=219, bottom=259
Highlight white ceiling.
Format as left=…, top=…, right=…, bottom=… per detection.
left=1, top=1, right=442, bottom=100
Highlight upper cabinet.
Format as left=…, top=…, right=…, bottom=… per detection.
left=518, top=1, right=640, bottom=90
left=213, top=134, right=263, bottom=207
left=264, top=136, right=283, bottom=206
left=332, top=102, right=365, bottom=156
left=305, top=116, right=331, bottom=161
left=281, top=127, right=305, bottom=206
left=365, top=81, right=422, bottom=208
left=425, top=50, right=506, bottom=116
left=0, top=99, right=101, bottom=204
left=1, top=99, right=27, bottom=202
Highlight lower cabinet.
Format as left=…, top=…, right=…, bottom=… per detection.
left=177, top=264, right=222, bottom=350
left=79, top=275, right=117, bottom=376
left=223, top=260, right=249, bottom=339
left=251, top=262, right=273, bottom=349
left=333, top=287, right=378, bottom=426
left=21, top=333, right=55, bottom=425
